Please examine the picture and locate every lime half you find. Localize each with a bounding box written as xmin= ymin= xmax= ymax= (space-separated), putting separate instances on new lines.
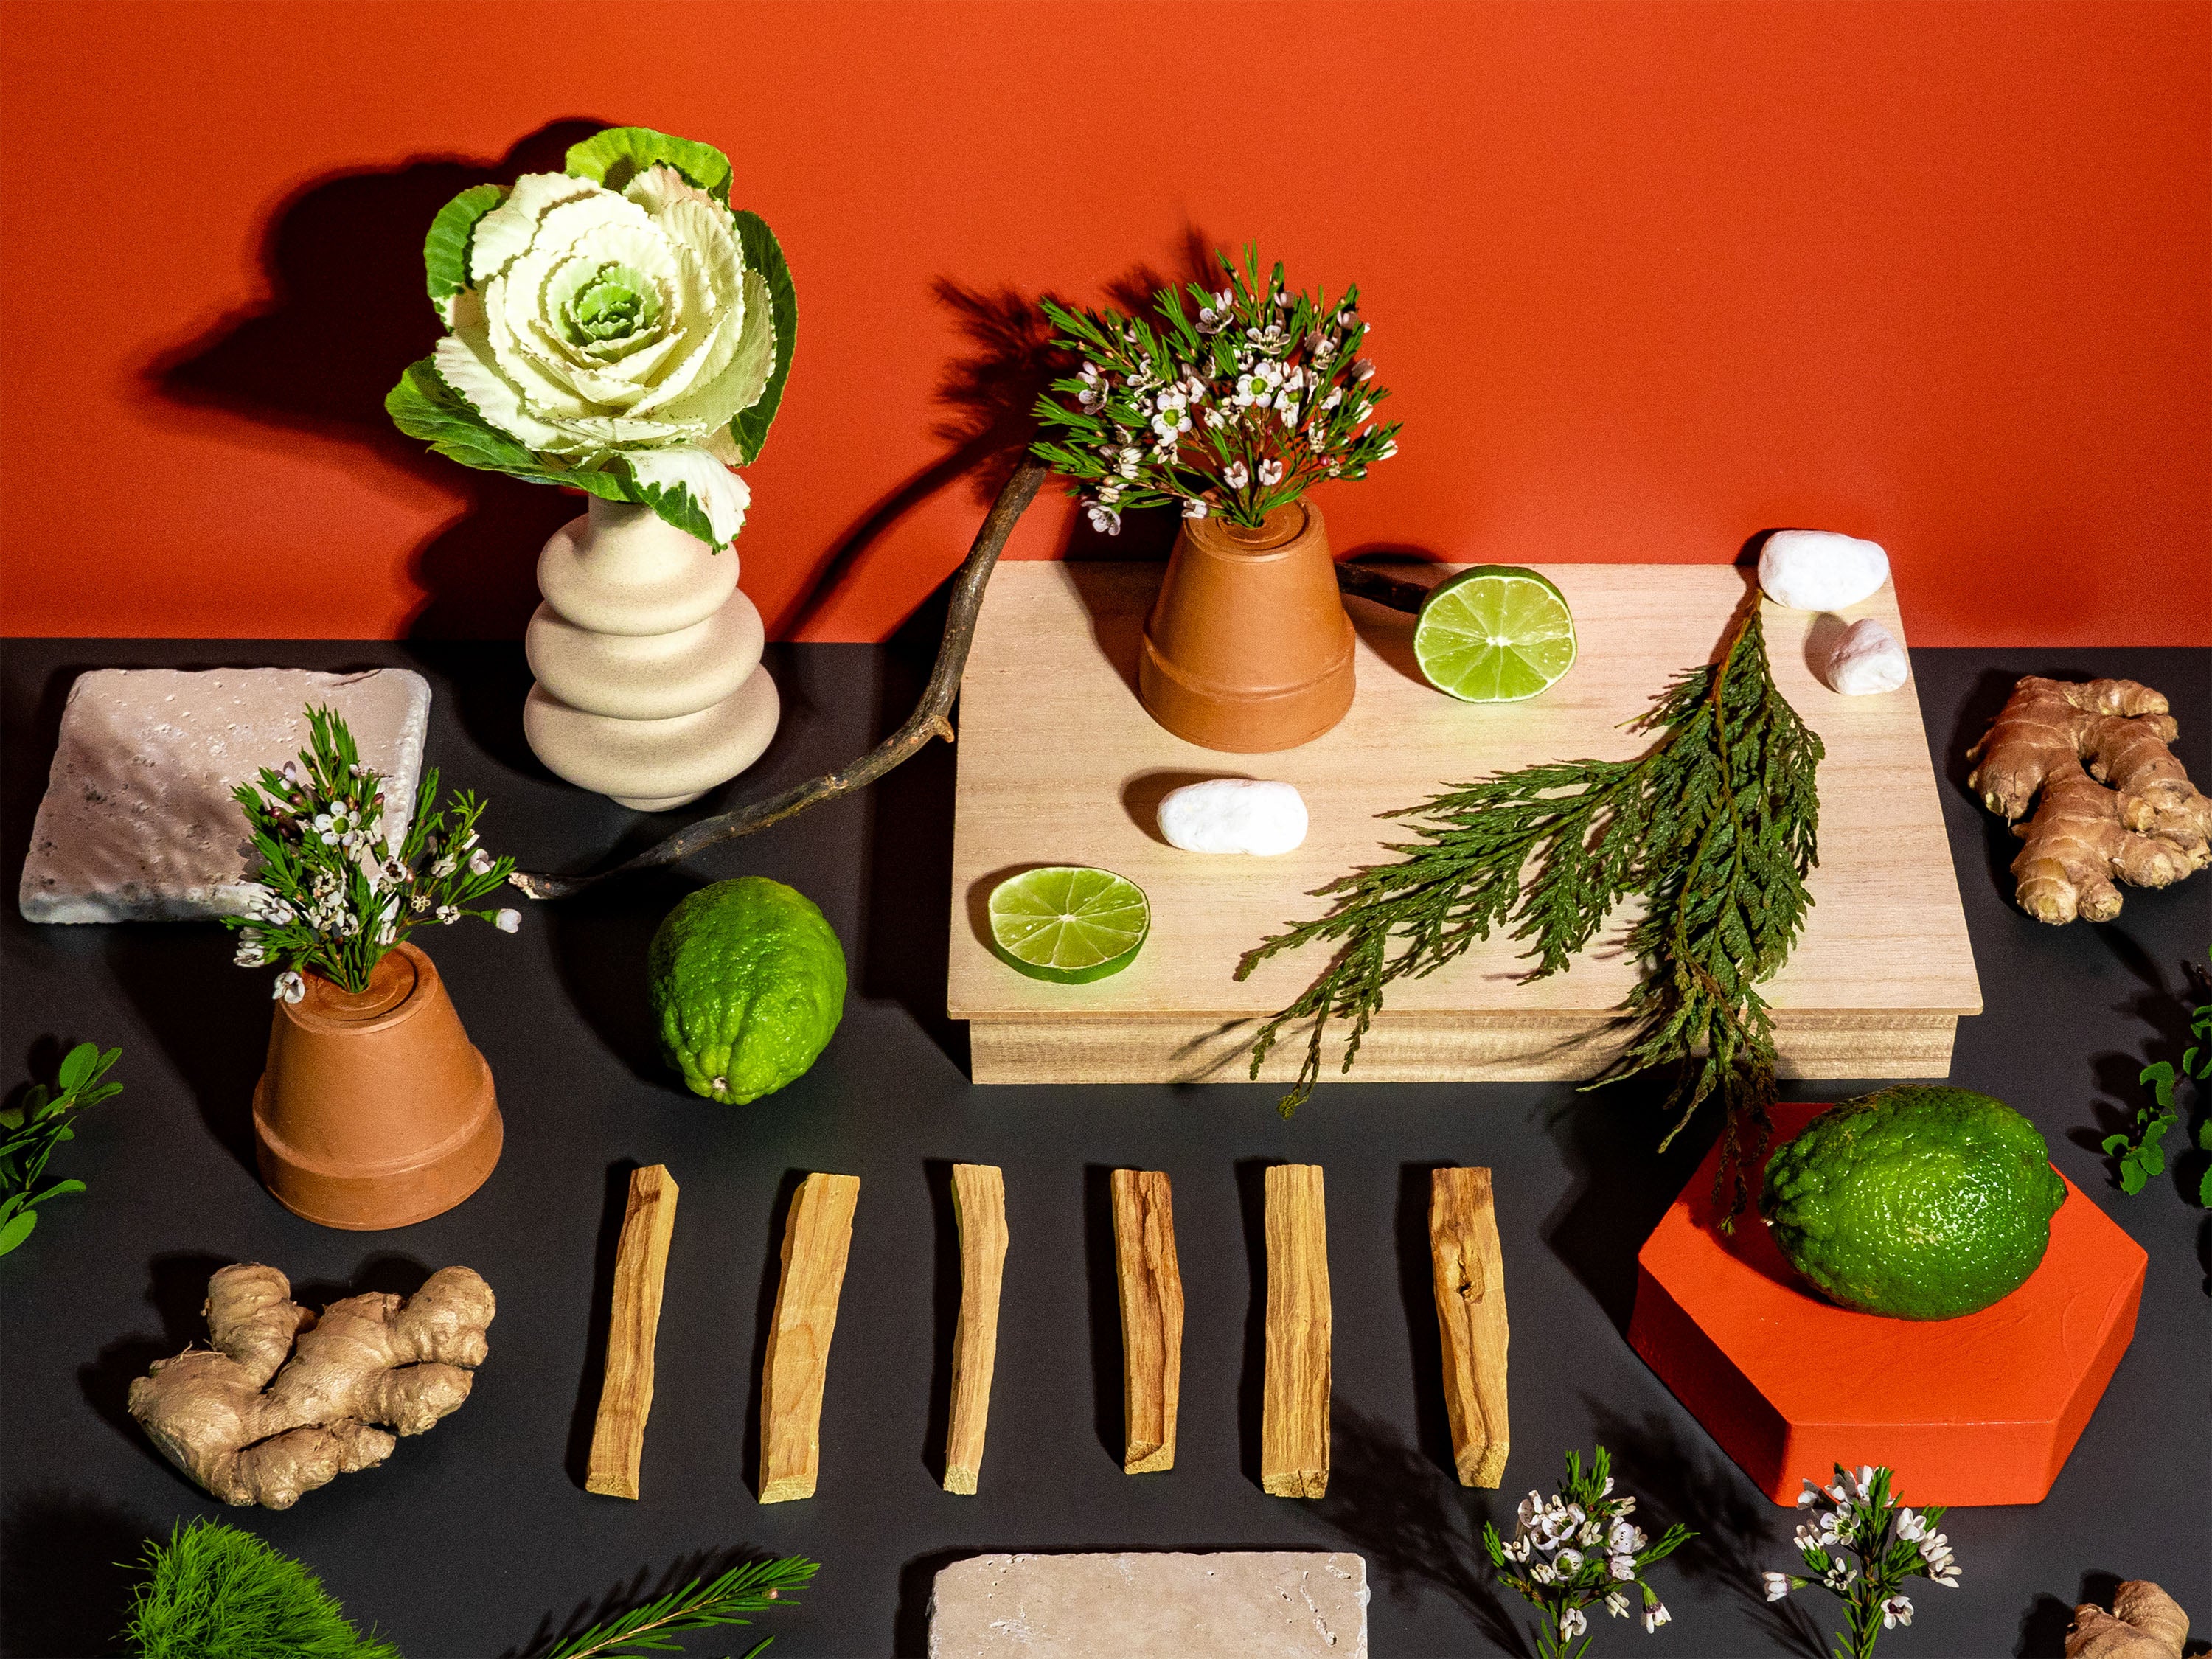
xmin=987 ymin=866 xmax=1150 ymax=984
xmin=1413 ymin=566 xmax=1578 ymax=702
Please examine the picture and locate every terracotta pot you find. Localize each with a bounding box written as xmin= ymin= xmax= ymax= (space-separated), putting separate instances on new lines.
xmin=1138 ymin=499 xmax=1356 ymax=752
xmin=251 ymin=943 xmax=501 ymax=1230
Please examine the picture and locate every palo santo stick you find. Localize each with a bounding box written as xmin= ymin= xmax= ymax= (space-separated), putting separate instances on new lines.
xmin=585 ymin=1164 xmax=681 ymax=1499
xmin=759 ymin=1172 xmax=860 ymax=1504
xmin=1261 ymin=1164 xmax=1330 ymax=1498
xmin=1110 ymin=1169 xmax=1183 ymax=1474
xmin=944 ymin=1164 xmax=1009 ymax=1495
xmin=1430 ymin=1166 xmax=1511 ymax=1488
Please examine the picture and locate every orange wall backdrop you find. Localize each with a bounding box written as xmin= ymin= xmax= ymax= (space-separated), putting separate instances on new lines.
xmin=1 ymin=0 xmax=2205 ymax=646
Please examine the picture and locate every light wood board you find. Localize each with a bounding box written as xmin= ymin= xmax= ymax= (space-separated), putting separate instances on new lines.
xmin=948 ymin=562 xmax=1981 ymax=1085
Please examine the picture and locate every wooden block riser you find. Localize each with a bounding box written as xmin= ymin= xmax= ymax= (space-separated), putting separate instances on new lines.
xmin=970 ymin=1010 xmax=1961 ymax=1087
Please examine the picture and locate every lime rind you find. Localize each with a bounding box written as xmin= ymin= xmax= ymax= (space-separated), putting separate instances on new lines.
xmin=987 ymin=866 xmax=1150 ymax=984
xmin=1413 ymin=565 xmax=1579 ymax=703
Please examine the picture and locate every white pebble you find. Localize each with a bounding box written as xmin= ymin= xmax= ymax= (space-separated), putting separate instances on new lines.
xmin=1157 ymin=778 xmax=1308 ymax=856
xmin=1758 ymin=530 xmax=1891 ymax=611
xmin=1823 ymin=619 xmax=1909 ymax=695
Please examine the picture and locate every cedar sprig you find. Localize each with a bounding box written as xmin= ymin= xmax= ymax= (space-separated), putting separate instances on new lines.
xmin=1237 ymin=594 xmax=1822 ymax=1214
xmin=543 ymin=1557 xmax=815 ymax=1659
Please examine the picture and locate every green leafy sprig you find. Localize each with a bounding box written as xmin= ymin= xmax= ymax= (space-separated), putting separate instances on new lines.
xmin=223 ymin=706 xmax=518 ymax=997
xmin=1238 ymin=595 xmax=1822 ymax=1215
xmin=0 ymin=1041 xmax=122 ymax=1257
xmin=544 ymin=1557 xmax=816 ymax=1659
xmin=2105 ymin=947 xmax=2211 ymax=1203
xmin=1030 ymin=246 xmax=1401 ymax=532
xmin=1761 ymin=1465 xmax=1958 ymax=1659
xmin=1483 ymin=1444 xmax=1694 ymax=1659
xmin=123 ymin=1517 xmax=399 ymax=1659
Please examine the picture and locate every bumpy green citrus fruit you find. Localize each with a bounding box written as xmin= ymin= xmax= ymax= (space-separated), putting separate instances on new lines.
xmin=648 ymin=877 xmax=846 ymax=1104
xmin=1759 ymin=1086 xmax=2066 ymax=1321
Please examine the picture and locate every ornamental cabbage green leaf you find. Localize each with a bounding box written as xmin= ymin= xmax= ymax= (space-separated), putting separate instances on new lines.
xmin=564 ymin=125 xmax=734 ymax=203
xmin=423 ymin=183 xmax=508 ymax=323
xmin=727 ymin=209 xmax=797 ymax=465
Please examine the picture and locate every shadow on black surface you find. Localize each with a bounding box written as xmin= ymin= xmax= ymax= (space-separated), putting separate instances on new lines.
xmin=145 ymin=119 xmax=609 ymax=643
xmin=288 ymin=1251 xmax=435 ymax=1314
xmin=541 ymin=863 xmax=706 ymax=1088
xmin=1586 ymin=1400 xmax=1826 ymax=1659
xmin=1234 ymin=1158 xmax=1269 ymax=1491
xmin=76 ymin=1251 xmax=237 ymax=1478
xmin=1542 ymin=1082 xmax=1715 ymax=1337
xmin=1313 ymin=1402 xmax=1529 ymax=1657
xmin=921 ymin=1158 xmax=961 ymax=1488
xmin=503 ymin=1544 xmax=790 ymax=1659
xmin=101 ymin=924 xmax=269 ymax=1183
xmin=1083 ymin=1164 xmax=1123 ymax=1467
xmin=1396 ymin=1162 xmax=1457 ymax=1479
xmin=741 ymin=1168 xmax=812 ymax=1500
xmin=563 ymin=1159 xmax=640 ymax=1492
xmin=0 ymin=1486 xmax=154 ymax=1659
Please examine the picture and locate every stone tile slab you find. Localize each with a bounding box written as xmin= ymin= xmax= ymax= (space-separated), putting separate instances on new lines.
xmin=929 ymin=1551 xmax=1368 ymax=1658
xmin=18 ymin=667 xmax=431 ymax=923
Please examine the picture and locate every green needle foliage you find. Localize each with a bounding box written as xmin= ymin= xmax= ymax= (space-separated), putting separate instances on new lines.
xmin=0 ymin=1040 xmax=122 ymax=1257
xmin=1239 ymin=594 xmax=1822 ymax=1214
xmin=122 ymin=1518 xmax=399 ymax=1659
xmin=546 ymin=1557 xmax=817 ymax=1659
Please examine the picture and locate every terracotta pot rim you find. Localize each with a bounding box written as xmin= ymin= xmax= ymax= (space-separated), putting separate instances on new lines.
xmin=1189 ymin=498 xmax=1314 ymax=557
xmin=285 ymin=943 xmax=439 ymax=1037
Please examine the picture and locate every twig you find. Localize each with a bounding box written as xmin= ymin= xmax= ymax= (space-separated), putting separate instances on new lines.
xmin=510 ymin=456 xmax=1050 ymax=900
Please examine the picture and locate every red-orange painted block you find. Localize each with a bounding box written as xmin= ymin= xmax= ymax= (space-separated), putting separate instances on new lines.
xmin=1628 ymin=1102 xmax=2145 ymax=1508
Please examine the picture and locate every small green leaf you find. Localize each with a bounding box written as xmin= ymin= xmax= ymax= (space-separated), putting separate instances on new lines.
xmin=726 ymin=209 xmax=796 ymax=465
xmin=423 ymin=181 xmax=507 ymax=316
xmin=2198 ymin=1166 xmax=2210 ymax=1206
xmin=58 ymin=1043 xmax=95 ymax=1092
xmin=0 ymin=1209 xmax=35 ymax=1256
xmin=0 ymin=1109 xmax=19 ymax=1132
xmin=386 ymin=359 xmax=631 ymax=501
xmin=565 ymin=125 xmax=733 ymax=201
xmin=27 ymin=1179 xmax=86 ymax=1204
xmin=2102 ymin=1133 xmax=2132 ymax=1156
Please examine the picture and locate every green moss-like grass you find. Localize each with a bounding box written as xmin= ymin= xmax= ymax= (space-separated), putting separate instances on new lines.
xmin=122 ymin=1518 xmax=400 ymax=1659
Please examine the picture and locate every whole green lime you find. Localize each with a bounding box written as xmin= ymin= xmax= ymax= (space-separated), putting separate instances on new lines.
xmin=648 ymin=877 xmax=846 ymax=1104
xmin=1759 ymin=1086 xmax=2066 ymax=1321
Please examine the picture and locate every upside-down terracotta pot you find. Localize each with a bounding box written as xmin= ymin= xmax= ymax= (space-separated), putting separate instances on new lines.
xmin=252 ymin=943 xmax=501 ymax=1230
xmin=1138 ymin=499 xmax=1356 ymax=752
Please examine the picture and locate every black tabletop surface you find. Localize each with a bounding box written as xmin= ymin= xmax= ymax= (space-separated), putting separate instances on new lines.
xmin=3 ymin=631 xmax=2208 ymax=1659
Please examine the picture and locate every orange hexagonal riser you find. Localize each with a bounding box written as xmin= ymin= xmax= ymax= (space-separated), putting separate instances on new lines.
xmin=1628 ymin=1102 xmax=2146 ymax=1508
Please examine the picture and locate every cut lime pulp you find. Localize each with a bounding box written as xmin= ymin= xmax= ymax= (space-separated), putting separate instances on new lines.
xmin=1413 ymin=566 xmax=1579 ymax=703
xmin=986 ymin=866 xmax=1150 ymax=984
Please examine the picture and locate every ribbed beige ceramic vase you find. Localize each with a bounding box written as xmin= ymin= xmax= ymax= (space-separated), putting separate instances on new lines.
xmin=1138 ymin=499 xmax=1356 ymax=752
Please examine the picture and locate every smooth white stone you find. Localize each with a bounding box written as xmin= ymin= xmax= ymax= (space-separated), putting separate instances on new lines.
xmin=928 ymin=1552 xmax=1368 ymax=1658
xmin=1758 ymin=529 xmax=1891 ymax=611
xmin=1823 ymin=617 xmax=1910 ymax=695
xmin=19 ymin=667 xmax=430 ymax=924
xmin=1157 ymin=779 xmax=1308 ymax=856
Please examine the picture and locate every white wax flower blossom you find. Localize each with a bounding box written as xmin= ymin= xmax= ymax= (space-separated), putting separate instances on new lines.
xmin=1258 ymin=458 xmax=1286 ymax=487
xmin=1223 ymin=460 xmax=1250 ymax=490
xmin=1763 ymin=1573 xmax=1794 ymax=1603
xmin=1182 ymin=497 xmax=1209 ymax=520
xmin=1557 ymin=1607 xmax=1587 ymax=1641
xmin=1644 ymin=1602 xmax=1671 ymax=1632
xmin=1610 ymin=1554 xmax=1638 ymax=1582
xmin=1605 ymin=1590 xmax=1631 ymax=1620
xmin=494 ymin=908 xmax=521 ymax=933
xmin=1880 ymin=1595 xmax=1913 ymax=1629
xmin=1077 ymin=363 xmax=1110 ymax=413
xmin=468 ymin=848 xmax=494 ymax=876
xmin=1555 ymin=1548 xmax=1585 ymax=1574
xmin=1197 ymin=290 xmax=1233 ymax=333
xmin=1086 ymin=502 xmax=1122 ymax=537
xmin=273 ymin=971 xmax=306 ymax=1004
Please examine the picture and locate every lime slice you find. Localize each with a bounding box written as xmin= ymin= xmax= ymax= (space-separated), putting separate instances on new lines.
xmin=1413 ymin=566 xmax=1579 ymax=702
xmin=987 ymin=866 xmax=1150 ymax=984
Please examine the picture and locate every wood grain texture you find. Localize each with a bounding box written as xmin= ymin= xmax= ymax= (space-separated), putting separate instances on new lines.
xmin=944 ymin=1163 xmax=1009 ymax=1495
xmin=584 ymin=1164 xmax=681 ymax=1500
xmin=1430 ymin=1166 xmax=1510 ymax=1489
xmin=1110 ymin=1169 xmax=1183 ymax=1474
xmin=947 ymin=563 xmax=1982 ymax=1084
xmin=759 ymin=1172 xmax=860 ymax=1505
xmin=1262 ymin=1164 xmax=1331 ymax=1498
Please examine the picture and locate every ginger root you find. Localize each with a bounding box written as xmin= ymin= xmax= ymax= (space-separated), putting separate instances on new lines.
xmin=2066 ymin=1580 xmax=2191 ymax=1659
xmin=127 ymin=1262 xmax=495 ymax=1509
xmin=1966 ymin=676 xmax=2211 ymax=923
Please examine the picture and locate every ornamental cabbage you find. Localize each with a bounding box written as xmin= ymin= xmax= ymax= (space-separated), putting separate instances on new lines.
xmin=386 ymin=126 xmax=795 ymax=550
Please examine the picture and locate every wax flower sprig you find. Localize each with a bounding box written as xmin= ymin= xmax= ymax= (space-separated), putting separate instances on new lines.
xmin=1484 ymin=1445 xmax=1694 ymax=1658
xmin=1761 ymin=1464 xmax=1959 ymax=1659
xmin=223 ymin=706 xmax=519 ymax=998
xmin=1030 ymin=246 xmax=1401 ymax=535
